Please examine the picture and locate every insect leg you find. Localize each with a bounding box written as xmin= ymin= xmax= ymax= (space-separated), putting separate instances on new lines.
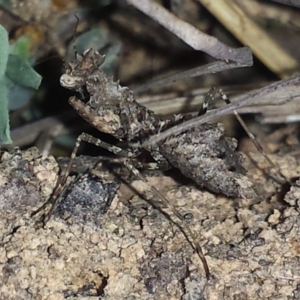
xmin=31 ymin=132 xmax=85 ymax=224
xmin=217 ymin=88 xmax=295 ymax=186
xmin=197 ymin=87 xmax=217 ymax=116
xmin=78 ymin=133 xmax=210 ymax=279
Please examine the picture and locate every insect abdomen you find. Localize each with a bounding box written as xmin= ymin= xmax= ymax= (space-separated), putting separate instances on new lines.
xmin=160 ymin=123 xmax=258 ymax=199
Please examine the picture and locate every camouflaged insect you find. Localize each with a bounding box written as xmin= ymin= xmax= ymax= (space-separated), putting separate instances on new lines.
xmin=60 ymin=48 xmax=258 ymax=200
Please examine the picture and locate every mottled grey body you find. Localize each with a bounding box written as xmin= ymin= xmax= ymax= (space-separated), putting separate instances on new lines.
xmin=60 ymin=48 xmax=257 ymax=199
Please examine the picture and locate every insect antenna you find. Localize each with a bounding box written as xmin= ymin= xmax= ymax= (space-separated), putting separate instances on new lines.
xmin=72 ymin=14 xmax=80 ymax=59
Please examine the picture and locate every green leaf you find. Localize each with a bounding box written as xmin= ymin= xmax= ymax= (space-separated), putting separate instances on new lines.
xmin=6 ymin=54 xmax=42 ymax=89
xmin=9 ymin=36 xmax=32 ymax=59
xmin=0 ymin=24 xmax=9 ymax=78
xmin=0 ymin=78 xmax=11 ymax=144
xmin=8 ymin=83 xmax=34 ymax=110
xmin=0 ymin=24 xmax=11 ymax=144
xmin=0 ymin=0 xmax=12 ymax=9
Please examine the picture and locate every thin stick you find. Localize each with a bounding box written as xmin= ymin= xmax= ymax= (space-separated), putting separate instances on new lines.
xmin=271 ymin=0 xmax=300 ymax=8
xmin=126 ymin=0 xmax=252 ymax=65
xmin=198 ymin=0 xmax=298 ymax=78
xmin=134 ymin=60 xmax=252 ymax=93
xmin=143 ymin=75 xmax=300 ymax=146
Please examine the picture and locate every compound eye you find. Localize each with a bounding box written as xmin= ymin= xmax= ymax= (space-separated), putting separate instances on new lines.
xmin=60 ymin=74 xmax=83 ymax=90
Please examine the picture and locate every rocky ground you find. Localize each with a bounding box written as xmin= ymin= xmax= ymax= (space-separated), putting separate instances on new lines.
xmin=1 ymin=147 xmax=300 ymax=299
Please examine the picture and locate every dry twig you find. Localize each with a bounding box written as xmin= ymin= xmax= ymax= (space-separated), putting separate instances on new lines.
xmin=198 ymin=0 xmax=299 ymax=77
xmin=126 ymin=0 xmax=252 ymax=65
xmin=143 ymin=75 xmax=300 ymax=146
